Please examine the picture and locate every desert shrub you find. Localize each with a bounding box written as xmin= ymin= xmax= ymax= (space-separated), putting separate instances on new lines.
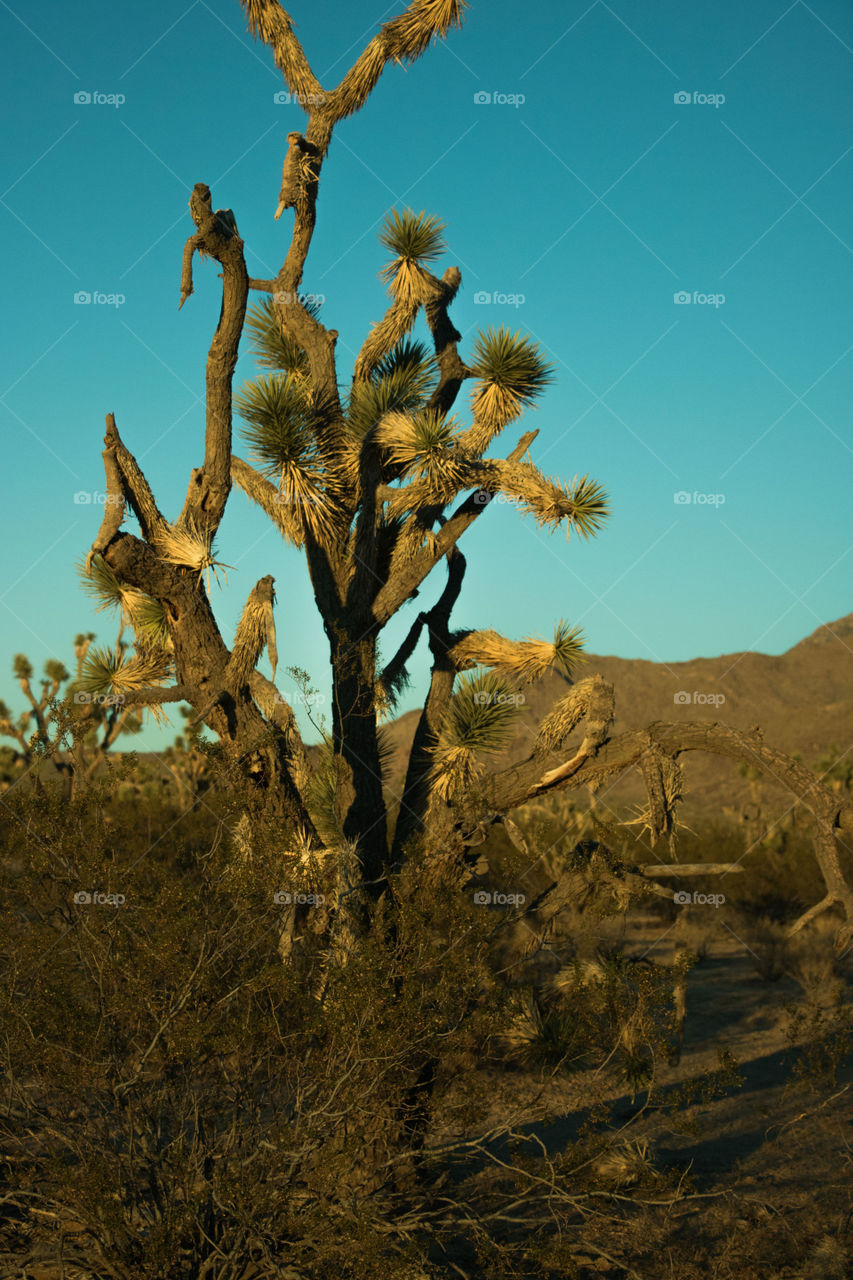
xmin=1 ymin=767 xmax=719 ymax=1278
xmin=783 ymin=915 xmax=847 ymax=1007
xmin=803 ymin=1234 xmax=849 ymax=1280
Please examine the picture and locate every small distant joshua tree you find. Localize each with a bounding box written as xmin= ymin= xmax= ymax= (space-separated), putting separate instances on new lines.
xmin=0 ymin=635 xmax=143 ymax=795
xmin=80 ymin=0 xmax=853 ymax=957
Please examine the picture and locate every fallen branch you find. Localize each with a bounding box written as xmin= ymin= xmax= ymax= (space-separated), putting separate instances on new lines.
xmin=472 ymin=718 xmax=853 ymax=950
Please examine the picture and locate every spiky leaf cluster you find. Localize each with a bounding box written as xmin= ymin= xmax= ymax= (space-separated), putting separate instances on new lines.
xmin=558 ymin=474 xmax=610 ymax=539
xmin=378 ymin=209 xmax=446 ymax=308
xmin=374 ymin=410 xmax=471 ymax=501
xmin=236 ymin=373 xmax=324 ymax=472
xmin=77 ymin=646 xmax=173 ymax=725
xmin=347 ymin=345 xmax=436 ymax=442
xmin=129 ymin=597 xmax=172 ymax=652
xmin=442 ymin=670 xmax=522 ymax=754
xmin=468 ymin=327 xmax=554 ymax=437
xmin=451 ymin=620 xmax=585 ymax=685
xmin=379 ymin=208 xmax=445 ymax=271
xmin=304 ymin=729 xmax=397 ymax=844
xmin=244 ymin=294 xmax=321 ymax=375
xmin=154 ymin=522 xmax=233 ymax=593
xmin=80 ymin=556 xmax=172 ymax=651
xmin=235 ymin=373 xmax=347 ymax=545
xmin=13 ymin=655 xmax=33 ymax=681
xmin=43 ymin=659 xmax=69 ymax=685
xmin=498 ymin=465 xmax=610 ymax=541
xmin=373 ymin=338 xmax=434 ymax=388
xmin=428 ymin=670 xmax=523 ymax=804
xmin=81 ymin=553 xmax=143 ymax=614
xmin=550 ymin=619 xmax=587 ymax=675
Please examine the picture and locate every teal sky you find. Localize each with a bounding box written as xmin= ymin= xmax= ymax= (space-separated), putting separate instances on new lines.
xmin=1 ymin=0 xmax=851 ymax=749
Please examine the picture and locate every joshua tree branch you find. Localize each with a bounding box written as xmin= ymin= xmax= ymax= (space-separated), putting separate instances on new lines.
xmin=352 ymin=293 xmax=423 ymax=385
xmin=244 ymin=3 xmax=469 ymax=469
xmin=374 ymin=430 xmax=539 ymax=624
xmin=323 ymin=1 xmax=467 ymax=125
xmin=358 ymin=266 xmax=467 ymax=488
xmin=102 ymin=415 xmax=169 ymax=547
xmin=86 ymin=445 xmax=125 ymax=571
xmin=179 ymin=231 xmax=202 ymax=309
xmin=98 ymin=703 xmax=125 ymax=757
xmin=249 ymin=669 xmax=313 ymax=796
xmin=230 ymin=457 xmax=345 ymax=622
xmin=427 ymin=543 xmax=467 ymax=631
xmin=177 ymin=188 xmax=249 ymax=533
xmin=379 ymin=612 xmax=427 ymax=705
xmin=111 ymin=686 xmax=195 ymax=708
xmin=424 ymin=265 xmax=470 ymax=417
xmin=272 ymin=182 xmax=347 ymax=464
xmin=240 ymin=2 xmax=323 ymax=105
xmin=230 ymin=455 xmax=289 ymax=527
xmin=481 ymin=722 xmax=852 ymax=829
xmin=346 ymin=434 xmax=385 ymax=614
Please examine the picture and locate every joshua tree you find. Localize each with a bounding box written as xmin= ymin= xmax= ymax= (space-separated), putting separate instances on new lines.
xmin=81 ymin=0 xmax=853 ymax=957
xmin=81 ymin=1 xmax=606 ymax=864
xmin=0 ymin=636 xmax=143 ymax=795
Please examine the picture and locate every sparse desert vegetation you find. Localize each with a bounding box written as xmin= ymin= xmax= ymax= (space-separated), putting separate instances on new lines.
xmin=3 ymin=762 xmax=853 ymax=1278
xmin=2 ymin=3 xmax=852 ymax=1278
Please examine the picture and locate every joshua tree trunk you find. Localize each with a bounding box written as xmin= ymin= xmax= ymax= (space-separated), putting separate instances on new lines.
xmin=328 ymin=623 xmax=389 ymax=888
